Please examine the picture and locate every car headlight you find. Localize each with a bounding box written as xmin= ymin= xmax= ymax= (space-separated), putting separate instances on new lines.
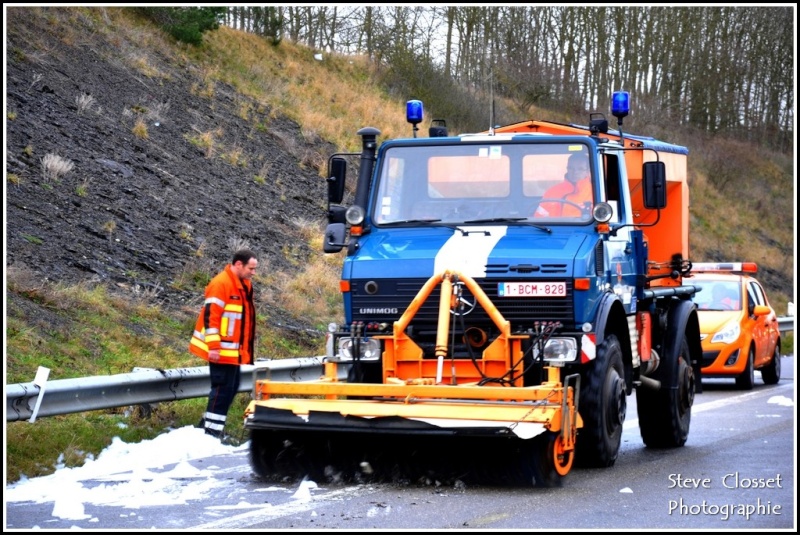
xmin=711 ymin=321 xmax=741 ymax=344
xmin=337 ymin=337 xmax=382 ymax=361
xmin=543 ymin=337 xmax=578 ymax=363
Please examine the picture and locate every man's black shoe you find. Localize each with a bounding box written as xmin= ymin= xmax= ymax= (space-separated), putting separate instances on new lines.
xmin=204 ymin=428 xmax=223 ymax=439
xmin=220 ymin=434 xmax=241 ymax=446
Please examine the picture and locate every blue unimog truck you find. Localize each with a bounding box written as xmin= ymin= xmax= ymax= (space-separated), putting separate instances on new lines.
xmin=244 ymin=92 xmax=703 ymax=487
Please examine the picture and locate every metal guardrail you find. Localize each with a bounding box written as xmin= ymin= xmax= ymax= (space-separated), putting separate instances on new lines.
xmin=6 ymin=315 xmax=794 ymax=422
xmin=6 ymin=357 xmax=345 ymax=423
xmin=777 ymin=315 xmax=794 ymax=334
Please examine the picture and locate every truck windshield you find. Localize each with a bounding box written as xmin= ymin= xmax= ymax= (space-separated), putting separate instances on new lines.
xmin=372 ymin=142 xmax=594 ymax=225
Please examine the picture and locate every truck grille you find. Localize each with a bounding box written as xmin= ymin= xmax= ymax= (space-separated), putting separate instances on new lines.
xmin=349 ymin=278 xmax=574 ymax=328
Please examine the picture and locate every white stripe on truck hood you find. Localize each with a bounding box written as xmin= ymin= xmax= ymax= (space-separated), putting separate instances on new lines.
xmin=433 ymin=226 xmax=508 ymax=278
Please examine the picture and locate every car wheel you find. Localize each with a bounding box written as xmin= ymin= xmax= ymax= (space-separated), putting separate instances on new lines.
xmin=760 ymin=344 xmax=781 ymax=385
xmin=735 ymin=347 xmax=755 ymax=390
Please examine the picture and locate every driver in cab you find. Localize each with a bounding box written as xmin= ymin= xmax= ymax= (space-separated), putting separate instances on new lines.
xmin=534 ymin=152 xmax=593 ymax=218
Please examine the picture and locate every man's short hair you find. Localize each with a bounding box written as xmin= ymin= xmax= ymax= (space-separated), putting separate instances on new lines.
xmin=232 ymin=249 xmax=257 ymax=266
xmin=568 ymin=152 xmax=588 ymax=165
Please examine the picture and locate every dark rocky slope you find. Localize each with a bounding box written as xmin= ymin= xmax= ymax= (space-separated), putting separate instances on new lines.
xmin=6 ymin=9 xmax=332 ymax=335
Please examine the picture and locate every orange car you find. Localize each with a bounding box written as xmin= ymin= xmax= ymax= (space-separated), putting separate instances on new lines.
xmin=688 ymin=262 xmax=782 ymax=389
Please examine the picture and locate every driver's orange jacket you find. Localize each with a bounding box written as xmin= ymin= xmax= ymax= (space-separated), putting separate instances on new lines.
xmin=534 ymin=177 xmax=592 ymax=217
xmin=189 ymin=264 xmax=255 ymax=365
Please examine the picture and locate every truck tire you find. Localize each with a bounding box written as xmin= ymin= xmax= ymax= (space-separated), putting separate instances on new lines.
xmin=576 ymin=334 xmax=625 ymax=467
xmin=524 ymin=431 xmax=570 ymax=488
xmin=760 ymin=345 xmax=781 ymax=385
xmin=735 ymin=347 xmax=755 ymax=390
xmin=637 ymin=335 xmax=693 ymax=448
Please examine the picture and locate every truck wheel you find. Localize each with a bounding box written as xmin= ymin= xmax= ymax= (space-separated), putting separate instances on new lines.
xmin=735 ymin=347 xmax=755 ymax=390
xmin=515 ymin=432 xmax=569 ymax=487
xmin=576 ymin=334 xmax=625 ymax=467
xmin=760 ymin=345 xmax=781 ymax=385
xmin=637 ymin=335 xmax=693 ymax=448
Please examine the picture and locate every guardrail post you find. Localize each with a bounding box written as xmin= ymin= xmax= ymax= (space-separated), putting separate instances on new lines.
xmin=29 ymin=366 xmax=50 ymax=423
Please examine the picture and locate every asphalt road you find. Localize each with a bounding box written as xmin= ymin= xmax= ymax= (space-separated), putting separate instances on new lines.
xmin=6 ymin=357 xmax=795 ymax=530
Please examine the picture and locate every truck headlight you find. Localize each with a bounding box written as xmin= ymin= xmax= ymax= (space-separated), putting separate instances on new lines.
xmin=345 ymin=205 xmax=365 ymax=225
xmin=711 ymin=321 xmax=740 ymax=344
xmin=543 ymin=338 xmax=578 ymax=362
xmin=336 ymin=337 xmax=382 ymax=361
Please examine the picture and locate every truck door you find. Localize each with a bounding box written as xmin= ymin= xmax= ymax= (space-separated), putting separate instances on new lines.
xmin=603 ymin=153 xmax=639 ymax=314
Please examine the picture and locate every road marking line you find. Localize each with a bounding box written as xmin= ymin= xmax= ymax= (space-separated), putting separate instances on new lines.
xmin=192 ymin=485 xmax=372 ymax=529
xmin=623 ymin=382 xmax=793 ymax=430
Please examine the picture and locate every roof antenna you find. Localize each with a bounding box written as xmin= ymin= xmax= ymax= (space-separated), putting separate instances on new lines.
xmin=488 ymin=63 xmax=495 ymax=135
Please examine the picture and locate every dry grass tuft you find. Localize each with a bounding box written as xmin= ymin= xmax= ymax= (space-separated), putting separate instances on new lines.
xmin=75 ymin=92 xmax=96 ymax=114
xmin=227 ymin=236 xmax=252 ymax=254
xmin=145 ymin=101 xmax=170 ymax=123
xmin=132 ymin=117 xmax=148 ymax=139
xmin=40 ymin=153 xmax=74 ymax=182
xmin=273 ymin=253 xmax=343 ymax=329
xmin=75 ymin=177 xmax=90 ymax=197
xmin=186 ymin=127 xmax=220 ymax=158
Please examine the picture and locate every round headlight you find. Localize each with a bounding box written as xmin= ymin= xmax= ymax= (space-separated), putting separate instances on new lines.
xmin=592 ymin=202 xmax=613 ymax=223
xmin=345 ymin=205 xmax=365 ymax=225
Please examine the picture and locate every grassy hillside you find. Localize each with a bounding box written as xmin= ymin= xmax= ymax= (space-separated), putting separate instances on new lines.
xmin=4 ymin=7 xmax=794 ymax=485
xmin=204 ymin=17 xmax=797 ymax=311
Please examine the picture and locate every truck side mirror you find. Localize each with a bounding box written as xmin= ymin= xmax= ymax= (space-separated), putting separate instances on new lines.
xmin=643 ymin=161 xmax=666 ymax=209
xmin=328 ymin=205 xmax=347 ymax=225
xmin=429 ymin=119 xmax=448 ymax=137
xmin=323 ymin=223 xmax=347 ymax=253
xmin=327 ymin=157 xmax=347 ymax=204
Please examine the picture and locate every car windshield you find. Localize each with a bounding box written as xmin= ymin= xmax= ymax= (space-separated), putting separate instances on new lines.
xmin=372 ymin=142 xmax=594 ymax=225
xmin=692 ymin=280 xmax=742 ymax=311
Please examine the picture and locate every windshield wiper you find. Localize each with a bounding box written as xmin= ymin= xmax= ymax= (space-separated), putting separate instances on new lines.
xmin=518 ymin=221 xmax=552 ymax=233
xmin=463 ymin=217 xmax=526 ymax=224
xmin=380 ymin=219 xmax=471 ymax=235
xmin=380 ymin=218 xmax=442 ymax=226
xmin=462 ymin=217 xmax=551 ymax=233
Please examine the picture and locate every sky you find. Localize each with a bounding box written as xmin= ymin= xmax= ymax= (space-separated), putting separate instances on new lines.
xmin=4 ymin=425 xmax=322 ymax=528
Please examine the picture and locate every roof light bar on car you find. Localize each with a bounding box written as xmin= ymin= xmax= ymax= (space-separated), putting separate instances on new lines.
xmin=692 ymin=262 xmax=758 ymax=274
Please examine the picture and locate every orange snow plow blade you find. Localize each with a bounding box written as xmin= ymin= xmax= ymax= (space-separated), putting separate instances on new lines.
xmin=249 ymin=371 xmax=579 ymax=439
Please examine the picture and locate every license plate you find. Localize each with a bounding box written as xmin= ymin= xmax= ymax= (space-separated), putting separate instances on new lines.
xmin=498 ymin=282 xmax=567 ymax=297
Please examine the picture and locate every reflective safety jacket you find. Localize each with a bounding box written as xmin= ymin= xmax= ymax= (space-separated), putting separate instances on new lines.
xmin=534 ymin=176 xmax=593 ymax=217
xmin=189 ymin=264 xmax=255 ymax=365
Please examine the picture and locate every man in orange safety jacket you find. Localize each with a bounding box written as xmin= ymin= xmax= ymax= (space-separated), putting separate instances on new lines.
xmin=189 ymin=249 xmax=258 ymax=440
xmin=534 ymin=151 xmax=593 ymax=218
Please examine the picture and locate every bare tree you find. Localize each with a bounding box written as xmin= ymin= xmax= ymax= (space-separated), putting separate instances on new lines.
xmin=219 ymin=6 xmax=793 ymax=147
